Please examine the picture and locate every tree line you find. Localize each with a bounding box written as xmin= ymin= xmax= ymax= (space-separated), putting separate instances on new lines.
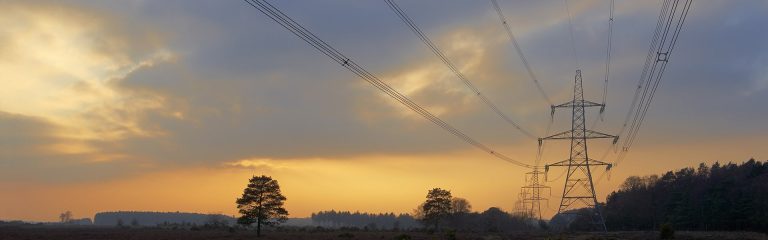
xmin=311 ymin=211 xmax=419 ymax=230
xmin=93 ymin=211 xmax=234 ymax=226
xmin=414 ymin=188 xmax=534 ymax=232
xmin=602 ymin=159 xmax=767 ymax=232
xmin=235 ymin=177 xmax=537 ymax=236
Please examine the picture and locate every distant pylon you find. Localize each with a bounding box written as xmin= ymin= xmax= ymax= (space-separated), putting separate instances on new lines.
xmin=514 ymin=189 xmax=530 ymax=217
xmin=540 ymin=70 xmax=617 ymax=231
xmin=522 ymin=167 xmax=550 ymax=221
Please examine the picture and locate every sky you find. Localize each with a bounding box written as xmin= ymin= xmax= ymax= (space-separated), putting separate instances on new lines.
xmin=1 ymin=0 xmax=767 ymax=222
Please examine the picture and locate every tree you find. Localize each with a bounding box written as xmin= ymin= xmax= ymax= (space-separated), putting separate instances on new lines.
xmin=236 ymin=175 xmax=288 ymax=236
xmin=59 ymin=211 xmax=73 ymax=223
xmin=421 ymin=188 xmax=452 ymax=231
xmin=447 ymin=197 xmax=471 ymax=230
xmin=603 ymin=159 xmax=768 ymax=232
xmin=450 ymin=198 xmax=471 ymax=214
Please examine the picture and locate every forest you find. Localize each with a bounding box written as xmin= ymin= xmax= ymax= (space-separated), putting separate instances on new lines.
xmin=602 ymin=159 xmax=768 ymax=232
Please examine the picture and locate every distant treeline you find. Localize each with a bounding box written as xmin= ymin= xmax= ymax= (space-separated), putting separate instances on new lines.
xmin=94 ymin=211 xmax=234 ymax=226
xmin=311 ymin=208 xmax=534 ymax=232
xmin=603 ymin=159 xmax=768 ymax=232
xmin=435 ymin=207 xmax=534 ymax=232
xmin=311 ymin=211 xmax=419 ymax=230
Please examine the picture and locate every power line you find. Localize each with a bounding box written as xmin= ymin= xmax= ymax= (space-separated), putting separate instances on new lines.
xmin=564 ymin=0 xmax=580 ymax=69
xmin=489 ymin=0 xmax=553 ymax=106
xmin=601 ymin=0 xmax=614 ymax=114
xmin=615 ymin=0 xmax=672 ymax=139
xmin=615 ymin=0 xmax=692 ymax=167
xmin=488 ymin=2 xmax=556 ymax=218
xmin=242 ymin=0 xmax=535 ymax=169
xmin=384 ymin=0 xmax=536 ymax=139
xmin=590 ymin=0 xmax=616 ymax=135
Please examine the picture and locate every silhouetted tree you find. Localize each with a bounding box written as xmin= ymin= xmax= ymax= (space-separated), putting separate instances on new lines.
xmin=421 ymin=188 xmax=452 ymax=231
xmin=236 ymin=175 xmax=288 ymax=236
xmin=447 ymin=197 xmax=472 ymax=230
xmin=59 ymin=211 xmax=72 ymax=223
xmin=450 ymin=198 xmax=471 ymax=214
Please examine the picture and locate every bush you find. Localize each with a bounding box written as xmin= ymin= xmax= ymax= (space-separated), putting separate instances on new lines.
xmin=444 ymin=229 xmax=456 ymax=240
xmin=394 ymin=233 xmax=412 ymax=240
xmin=338 ymin=232 xmax=354 ymax=238
xmin=660 ymin=223 xmax=674 ymax=239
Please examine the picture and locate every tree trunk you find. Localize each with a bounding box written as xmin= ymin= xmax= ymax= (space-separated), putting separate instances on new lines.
xmin=257 ymin=217 xmax=262 ymax=237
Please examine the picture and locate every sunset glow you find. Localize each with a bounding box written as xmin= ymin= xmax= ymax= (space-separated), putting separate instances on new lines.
xmin=1 ymin=0 xmax=766 ymax=225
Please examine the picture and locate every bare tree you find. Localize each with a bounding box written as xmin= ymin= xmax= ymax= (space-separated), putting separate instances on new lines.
xmin=236 ymin=175 xmax=288 ymax=237
xmin=59 ymin=211 xmax=72 ymax=223
xmin=451 ymin=197 xmax=472 ymax=214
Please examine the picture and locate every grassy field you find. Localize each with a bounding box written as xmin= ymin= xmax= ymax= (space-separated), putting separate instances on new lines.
xmin=0 ymin=226 xmax=766 ymax=240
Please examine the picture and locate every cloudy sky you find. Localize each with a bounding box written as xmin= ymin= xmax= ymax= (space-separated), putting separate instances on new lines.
xmin=1 ymin=0 xmax=766 ymax=221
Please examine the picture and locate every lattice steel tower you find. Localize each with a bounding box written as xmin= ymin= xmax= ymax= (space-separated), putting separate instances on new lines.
xmin=522 ymin=167 xmax=550 ymax=221
xmin=540 ymin=70 xmax=617 ymax=231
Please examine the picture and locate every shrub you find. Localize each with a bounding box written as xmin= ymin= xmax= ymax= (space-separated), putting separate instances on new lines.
xmin=660 ymin=223 xmax=674 ymax=239
xmin=444 ymin=229 xmax=456 ymax=240
xmin=394 ymin=233 xmax=412 ymax=240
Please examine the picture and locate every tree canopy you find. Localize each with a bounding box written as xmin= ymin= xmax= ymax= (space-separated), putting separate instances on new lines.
xmin=236 ymin=175 xmax=289 ymax=236
xmin=421 ymin=188 xmax=452 ymax=230
xmin=603 ymin=159 xmax=768 ymax=232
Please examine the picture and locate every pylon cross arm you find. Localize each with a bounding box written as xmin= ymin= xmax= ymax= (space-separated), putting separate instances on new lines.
xmin=545 ymin=159 xmax=572 ymax=168
xmin=584 ymin=129 xmax=617 ymax=139
xmin=585 ymin=158 xmax=611 ymax=166
xmin=540 ymin=130 xmax=575 ymax=141
xmin=552 ymin=99 xmax=604 ymax=109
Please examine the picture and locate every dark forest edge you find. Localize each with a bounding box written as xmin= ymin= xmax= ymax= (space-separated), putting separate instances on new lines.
xmin=599 ymin=158 xmax=768 ymax=233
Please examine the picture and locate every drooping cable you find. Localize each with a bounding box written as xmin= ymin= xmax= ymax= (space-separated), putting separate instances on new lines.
xmin=564 ymin=0 xmax=580 ymax=70
xmin=615 ymin=0 xmax=672 ymax=139
xmin=600 ymin=0 xmax=614 ymax=118
xmin=489 ymin=0 xmax=553 ymax=106
xmin=603 ymin=0 xmax=614 ymax=108
xmin=590 ymin=0 xmax=616 ymax=130
xmin=617 ymin=0 xmax=692 ymax=165
xmin=242 ymin=0 xmax=535 ymax=169
xmin=384 ymin=0 xmax=536 ymax=139
xmin=600 ymin=0 xmax=692 ymax=178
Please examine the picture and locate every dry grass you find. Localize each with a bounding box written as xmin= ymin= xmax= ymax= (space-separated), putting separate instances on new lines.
xmin=0 ymin=226 xmax=765 ymax=240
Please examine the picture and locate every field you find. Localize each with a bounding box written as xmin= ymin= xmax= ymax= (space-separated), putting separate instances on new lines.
xmin=1 ymin=226 xmax=766 ymax=240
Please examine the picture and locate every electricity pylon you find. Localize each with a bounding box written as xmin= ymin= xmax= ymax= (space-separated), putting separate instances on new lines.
xmin=522 ymin=167 xmax=550 ymax=221
xmin=540 ymin=70 xmax=617 ymax=231
xmin=514 ymin=190 xmax=530 ymax=217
